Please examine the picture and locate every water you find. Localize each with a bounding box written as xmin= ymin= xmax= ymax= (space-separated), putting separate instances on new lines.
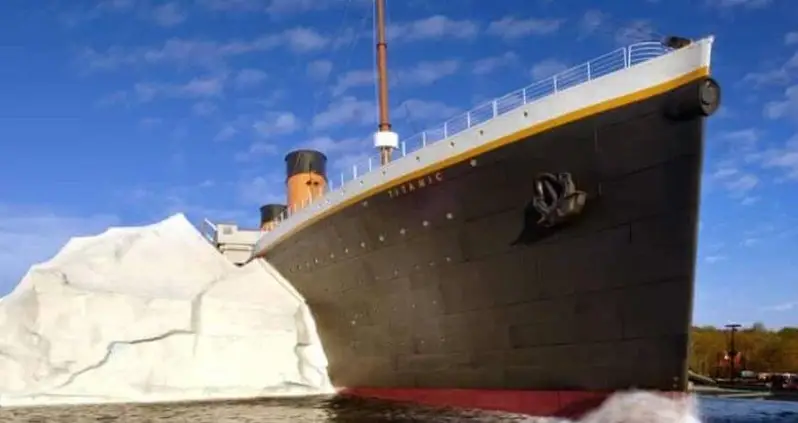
xmin=0 ymin=395 xmax=795 ymax=422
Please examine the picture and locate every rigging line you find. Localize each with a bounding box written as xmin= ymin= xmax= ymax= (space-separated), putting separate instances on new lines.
xmin=372 ymin=0 xmax=379 ymax=132
xmin=379 ymin=0 xmax=447 ymax=141
xmin=400 ymin=100 xmax=424 ymax=137
xmin=312 ymin=3 xmax=371 ymax=120
xmin=310 ymin=0 xmax=355 ymax=117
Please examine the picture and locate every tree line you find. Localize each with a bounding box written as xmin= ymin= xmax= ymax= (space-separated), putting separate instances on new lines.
xmin=689 ymin=323 xmax=798 ymax=376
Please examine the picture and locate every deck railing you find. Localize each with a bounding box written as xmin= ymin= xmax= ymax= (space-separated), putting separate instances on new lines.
xmin=264 ymin=41 xmax=673 ymax=233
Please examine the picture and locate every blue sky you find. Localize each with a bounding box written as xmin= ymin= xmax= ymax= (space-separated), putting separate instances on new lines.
xmin=0 ymin=0 xmax=796 ymax=328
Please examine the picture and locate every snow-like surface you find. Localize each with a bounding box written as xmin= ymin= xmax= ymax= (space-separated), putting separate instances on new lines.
xmin=0 ymin=213 xmax=332 ymax=407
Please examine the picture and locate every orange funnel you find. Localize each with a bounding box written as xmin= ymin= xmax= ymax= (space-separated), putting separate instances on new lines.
xmin=285 ymin=149 xmax=328 ymax=213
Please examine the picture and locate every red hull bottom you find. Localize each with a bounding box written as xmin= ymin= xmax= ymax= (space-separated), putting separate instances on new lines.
xmin=340 ymin=387 xmax=684 ymax=419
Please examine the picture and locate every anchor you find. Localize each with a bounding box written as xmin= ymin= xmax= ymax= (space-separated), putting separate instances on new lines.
xmin=512 ymin=172 xmax=588 ymax=245
xmin=530 ymin=172 xmax=587 ymax=228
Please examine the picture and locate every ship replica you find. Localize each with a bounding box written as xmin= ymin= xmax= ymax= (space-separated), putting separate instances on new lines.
xmin=208 ymin=0 xmax=721 ymax=417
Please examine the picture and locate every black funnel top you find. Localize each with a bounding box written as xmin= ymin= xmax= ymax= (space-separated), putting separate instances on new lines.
xmin=260 ymin=204 xmax=287 ymax=225
xmin=285 ymin=149 xmax=328 ymax=180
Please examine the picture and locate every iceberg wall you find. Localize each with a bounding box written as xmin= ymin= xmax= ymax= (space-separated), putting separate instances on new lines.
xmin=0 ymin=213 xmax=332 ymax=407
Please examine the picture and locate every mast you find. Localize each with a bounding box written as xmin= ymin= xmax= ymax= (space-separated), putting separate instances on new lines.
xmin=373 ymin=0 xmax=398 ymax=165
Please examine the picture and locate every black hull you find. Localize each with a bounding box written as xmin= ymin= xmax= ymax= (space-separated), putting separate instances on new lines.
xmin=264 ymin=78 xmax=714 ymax=393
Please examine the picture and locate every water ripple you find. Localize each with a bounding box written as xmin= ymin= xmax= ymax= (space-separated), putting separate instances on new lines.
xmin=0 ymin=395 xmax=795 ymax=422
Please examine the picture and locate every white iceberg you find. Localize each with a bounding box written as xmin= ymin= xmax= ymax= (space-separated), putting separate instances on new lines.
xmin=0 ymin=213 xmax=332 ymax=407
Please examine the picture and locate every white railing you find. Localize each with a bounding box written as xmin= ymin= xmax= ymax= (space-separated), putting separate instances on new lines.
xmin=267 ymin=41 xmax=673 ymax=230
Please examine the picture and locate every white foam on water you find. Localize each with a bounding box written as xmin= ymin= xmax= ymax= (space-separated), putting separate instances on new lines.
xmin=574 ymin=391 xmax=701 ymax=423
xmin=0 ymin=213 xmax=333 ymax=407
xmin=505 ymin=390 xmax=703 ymax=423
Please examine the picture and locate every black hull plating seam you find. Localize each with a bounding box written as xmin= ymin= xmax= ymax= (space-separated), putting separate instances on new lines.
xmin=263 ymin=79 xmax=707 ymax=392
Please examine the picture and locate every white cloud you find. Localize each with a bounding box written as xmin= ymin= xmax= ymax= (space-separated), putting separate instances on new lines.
xmin=282 ymin=27 xmax=329 ymax=52
xmin=308 ymin=98 xmax=459 ymax=143
xmin=115 ymin=182 xmax=252 ymax=226
xmin=332 ymin=60 xmax=461 ymax=95
xmin=312 ymin=96 xmax=375 ymax=130
xmin=743 ymin=50 xmax=798 ymax=87
xmin=199 ymin=0 xmax=363 ymax=15
xmin=472 ymin=52 xmax=518 ymax=75
xmin=614 ymin=20 xmax=657 ymax=45
xmin=786 ymin=31 xmax=798 ymax=45
xmin=763 ymin=84 xmax=798 ymax=120
xmin=133 ymin=75 xmax=226 ymax=102
xmin=192 ymin=101 xmax=217 ymax=116
xmin=743 ymin=68 xmax=793 ymax=87
xmin=79 ymin=28 xmax=333 ymax=72
xmin=706 ymin=0 xmax=773 ymax=8
xmin=214 ymin=125 xmax=237 ymax=142
xmin=151 ymin=2 xmax=186 ymax=27
xmin=0 ymin=205 xmax=120 ymax=296
xmin=763 ymin=301 xmax=798 ymax=312
xmin=705 ymin=128 xmax=798 ymax=197
xmin=393 ymin=99 xmax=460 ymax=123
xmin=397 ymin=60 xmax=461 ymax=85
xmin=389 ymin=15 xmax=479 ymax=42
xmin=253 ymin=112 xmax=301 ymax=136
xmin=709 ymin=162 xmax=759 ymax=198
xmin=234 ymin=142 xmax=279 ymax=162
xmin=332 ymin=70 xmax=374 ymax=96
xmin=711 ymin=167 xmax=739 ymax=180
xmin=237 ymin=174 xmax=284 ymax=206
xmin=705 ymin=255 xmax=728 ymax=264
xmin=234 ymin=68 xmax=268 ymax=88
xmin=724 ymin=173 xmax=759 ymax=195
xmin=60 ymin=0 xmax=136 ymax=27
xmin=579 ymin=10 xmax=608 ymax=35
xmin=740 ymin=196 xmax=759 ymax=206
xmin=748 ymin=135 xmax=798 ymax=180
xmin=307 ymin=60 xmax=333 ymax=80
xmin=530 ymin=59 xmax=568 ymax=80
xmin=96 ymin=90 xmax=130 ymax=107
xmin=741 ymin=237 xmax=759 ymax=246
xmin=264 ymin=0 xmax=359 ymax=16
xmin=199 ymin=0 xmax=263 ymax=11
xmin=709 ymin=130 xmax=761 ymax=197
xmin=296 ymin=136 xmax=364 ymax=155
xmin=487 ymin=16 xmax=564 ymax=40
xmin=717 ymin=128 xmax=762 ymax=152
xmin=139 ymin=117 xmax=163 ymax=128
